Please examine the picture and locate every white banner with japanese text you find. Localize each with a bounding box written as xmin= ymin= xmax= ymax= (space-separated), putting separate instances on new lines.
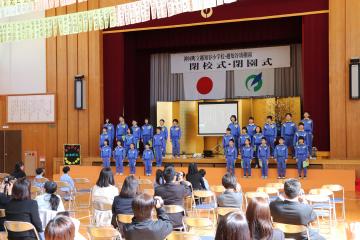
xmin=170 ymin=45 xmax=290 ymax=73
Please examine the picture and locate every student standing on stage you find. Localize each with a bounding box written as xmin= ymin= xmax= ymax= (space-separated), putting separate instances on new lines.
xmin=127 ymin=143 xmax=138 ymax=175
xmin=103 ymin=118 xmax=115 ymax=147
xmin=239 ymin=127 xmax=251 ymax=154
xmin=274 ymin=137 xmax=288 ymax=179
xmin=159 ymin=119 xmax=168 ymax=157
xmin=294 ymin=136 xmax=309 ymax=179
xmin=223 ymin=128 xmax=234 ymax=154
xmin=281 ymin=113 xmax=297 ymax=156
xmin=113 ymin=140 xmax=126 ymax=175
xmin=142 ymin=144 xmax=154 ymax=176
xmin=241 ymin=138 xmax=253 ymax=178
xmin=253 ymin=126 xmax=264 ymax=168
xmin=100 ymin=139 xmax=112 ymax=168
xmin=141 ymin=118 xmax=154 ymax=146
xmin=170 ymin=119 xmax=181 ymax=158
xmin=228 ymin=115 xmax=241 ymax=149
xmin=246 ymin=117 xmax=257 ymax=142
xmin=124 ymin=128 xmax=136 ymax=155
xmin=99 ymin=127 xmax=110 ymax=149
xmin=293 ymin=122 xmax=307 ymax=147
xmin=116 ymin=116 xmax=128 ymax=145
xmin=258 ymin=137 xmax=270 ymax=179
xmin=153 ymin=127 xmax=165 ymax=167
xmin=263 ymin=116 xmax=277 ymax=156
xmin=131 ymin=120 xmax=141 ymax=149
xmin=225 ymin=139 xmax=237 ymax=174
xmin=302 ymin=112 xmax=314 ymax=158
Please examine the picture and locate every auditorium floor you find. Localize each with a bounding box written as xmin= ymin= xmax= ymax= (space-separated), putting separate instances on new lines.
xmin=71 ymin=191 xmax=360 ymax=240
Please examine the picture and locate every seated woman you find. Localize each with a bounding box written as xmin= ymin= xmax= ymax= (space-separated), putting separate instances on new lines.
xmin=246 ymin=197 xmax=285 ymax=240
xmin=215 ymin=211 xmax=250 ymax=240
xmin=91 ymin=167 xmax=119 ymax=226
xmin=111 ymin=175 xmax=139 ymax=227
xmin=123 ymin=194 xmax=173 ymax=240
xmin=10 ymin=162 xmax=26 ymax=179
xmin=5 ymin=178 xmax=43 ymax=240
xmin=36 ymin=181 xmax=65 ymax=212
xmin=217 ymin=173 xmax=243 ymax=208
xmin=186 ymin=163 xmax=205 ymax=190
xmin=45 ymin=215 xmax=75 ymax=240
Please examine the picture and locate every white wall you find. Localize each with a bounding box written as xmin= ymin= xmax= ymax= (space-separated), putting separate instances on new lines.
xmin=0 ymin=11 xmax=46 ymax=95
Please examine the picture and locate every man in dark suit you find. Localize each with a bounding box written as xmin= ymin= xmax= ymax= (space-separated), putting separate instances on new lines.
xmin=154 ymin=166 xmax=192 ymax=228
xmin=270 ymin=179 xmax=325 ymax=240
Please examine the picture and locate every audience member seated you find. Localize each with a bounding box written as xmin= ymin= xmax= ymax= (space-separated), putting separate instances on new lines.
xmin=215 ymin=211 xmax=251 ymax=240
xmin=56 ymin=212 xmax=86 ymax=240
xmin=155 ymin=166 xmax=191 ymax=228
xmin=0 ymin=179 xmax=13 ymax=231
xmin=246 ymin=197 xmax=284 ymax=240
xmin=270 ymin=179 xmax=325 ymax=240
xmin=36 ymin=181 xmax=65 ymax=212
xmin=5 ymin=178 xmax=43 ymax=240
xmin=111 ymin=175 xmax=139 ymax=227
xmin=217 ymin=173 xmax=242 ymax=208
xmin=10 ymin=162 xmax=26 ymax=179
xmin=59 ymin=166 xmax=75 ymax=200
xmin=45 ymin=215 xmax=75 ymax=240
xmin=186 ymin=163 xmax=205 ymax=190
xmin=154 ymin=169 xmax=164 ymax=188
xmin=33 ymin=168 xmax=45 ymax=188
xmin=199 ymin=169 xmax=210 ymax=190
xmin=124 ymin=194 xmax=173 ymax=240
xmin=92 ymin=167 xmax=119 ymax=226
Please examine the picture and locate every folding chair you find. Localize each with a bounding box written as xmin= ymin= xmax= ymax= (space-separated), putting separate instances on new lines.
xmin=273 ymin=222 xmax=310 ymax=239
xmin=55 ymin=181 xmax=75 ymax=210
xmin=166 ymin=231 xmax=201 ymax=240
xmin=322 ymin=184 xmax=346 ymax=221
xmin=4 ymin=221 xmax=40 ymax=240
xmin=244 ymin=191 xmax=269 ymax=208
xmin=183 ymin=217 xmax=215 ymax=237
xmin=193 ymin=190 xmax=217 ymax=220
xmin=256 ymin=187 xmax=279 ymax=201
xmin=73 ymin=178 xmax=92 ymax=209
xmin=87 ymin=226 xmax=122 ymax=240
xmin=163 ymin=205 xmax=187 ymax=231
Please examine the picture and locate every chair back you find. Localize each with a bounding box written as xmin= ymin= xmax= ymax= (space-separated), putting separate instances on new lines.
xmin=163 ymin=205 xmax=186 ymax=214
xmin=116 ymin=214 xmax=134 ymax=224
xmin=92 ymin=200 xmax=112 ymax=211
xmin=273 ymin=222 xmax=309 ymax=236
xmin=244 ymin=191 xmax=269 ymax=207
xmin=210 ymin=185 xmax=225 ymax=194
xmin=265 ymin=182 xmax=284 ymax=190
xmin=143 ymin=188 xmax=155 ymax=196
xmin=0 ymin=209 xmax=5 ymax=218
xmin=256 ymin=187 xmax=279 ymax=195
xmin=166 ymin=232 xmax=201 ymax=240
xmin=309 ymin=188 xmax=333 ymax=197
xmin=55 ymin=181 xmax=71 ymax=189
xmin=305 ymin=194 xmax=331 ymax=204
xmin=193 ymin=190 xmax=214 ymax=199
xmin=4 ymin=221 xmax=40 ymax=240
xmin=183 ymin=217 xmax=213 ymax=229
xmin=216 ymin=207 xmax=241 ymax=217
xmin=73 ymin=178 xmax=90 ymax=184
xmin=31 ymin=186 xmax=42 ymax=198
xmin=87 ymin=226 xmax=122 ymax=240
xmin=34 ymin=178 xmax=49 ymax=184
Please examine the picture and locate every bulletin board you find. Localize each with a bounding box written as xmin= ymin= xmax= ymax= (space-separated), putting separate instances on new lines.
xmin=6 ymin=94 xmax=56 ymax=123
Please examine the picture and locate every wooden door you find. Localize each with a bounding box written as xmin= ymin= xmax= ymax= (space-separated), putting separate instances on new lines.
xmin=4 ymin=131 xmax=22 ymax=174
xmin=0 ymin=132 xmax=4 ymax=173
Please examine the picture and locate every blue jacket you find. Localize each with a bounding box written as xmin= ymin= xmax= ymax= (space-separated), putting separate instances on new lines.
xmin=281 ymin=121 xmax=297 ymax=136
xmin=223 ymin=134 xmax=234 ymax=148
xmin=239 ymin=134 xmax=251 ymax=146
xmin=241 ymin=146 xmax=253 ymax=159
xmin=301 ymin=119 xmax=313 ymax=133
xmin=228 ymin=122 xmax=240 ymax=137
xmin=127 ymin=149 xmax=138 ymax=160
xmin=131 ymin=126 xmax=141 ymax=140
xmin=160 ymin=126 xmax=168 ymax=140
xmin=153 ymin=134 xmax=165 ymax=148
xmin=170 ymin=126 xmax=181 ymax=140
xmin=293 ymin=130 xmax=307 ymax=146
xmin=124 ymin=134 xmax=135 ymax=147
xmin=263 ymin=123 xmax=276 ymax=137
xmin=113 ymin=146 xmax=126 ymax=160
xmin=225 ymin=146 xmax=237 ymax=160
xmin=99 ymin=133 xmax=110 ymax=148
xmin=143 ymin=149 xmax=154 ymax=162
xmin=100 ymin=146 xmax=112 ymax=159
xmin=116 ymin=123 xmax=128 ymax=139
xmin=295 ymin=144 xmax=309 ymax=160
xmin=274 ymin=144 xmax=288 ymax=159
xmin=141 ymin=124 xmax=154 ymax=137
xmin=103 ymin=123 xmax=115 ymax=140
xmin=246 ymin=124 xmax=257 ymax=137
xmin=253 ymin=133 xmax=264 ymax=146
xmin=258 ymin=144 xmax=270 ymax=160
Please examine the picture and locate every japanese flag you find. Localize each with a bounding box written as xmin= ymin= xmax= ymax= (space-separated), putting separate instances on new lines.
xmin=183 ymin=71 xmax=226 ymax=100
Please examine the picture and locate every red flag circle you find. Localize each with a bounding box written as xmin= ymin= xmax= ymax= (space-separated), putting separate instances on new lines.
xmin=196 ymin=76 xmax=213 ymax=94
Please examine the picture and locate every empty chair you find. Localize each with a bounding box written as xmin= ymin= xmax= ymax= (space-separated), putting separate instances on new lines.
xmin=244 ymin=191 xmax=269 ymax=208
xmin=305 ymin=194 xmax=333 ymax=232
xmin=163 ymin=205 xmax=187 ymax=231
xmin=309 ymin=188 xmax=337 ymax=222
xmin=166 ymin=232 xmax=201 ymax=240
xmin=256 ymin=187 xmax=279 ymax=201
xmin=87 ymin=226 xmax=122 ymax=240
xmin=273 ymin=222 xmax=310 ymax=239
xmin=193 ymin=190 xmax=217 ymax=220
xmin=183 ymin=217 xmax=214 ymax=236
xmin=210 ymin=185 xmax=225 ymax=195
xmin=73 ymin=178 xmax=92 ymax=208
xmin=322 ymin=184 xmax=346 ymax=221
xmin=216 ymin=207 xmax=241 ymax=218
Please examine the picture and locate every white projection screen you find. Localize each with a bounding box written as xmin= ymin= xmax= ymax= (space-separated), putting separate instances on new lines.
xmin=198 ymin=102 xmax=238 ymax=135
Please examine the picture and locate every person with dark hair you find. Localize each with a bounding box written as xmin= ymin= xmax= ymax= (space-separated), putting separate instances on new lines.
xmin=199 ymin=169 xmax=209 ymax=190
xmin=103 ymin=118 xmax=115 ymax=147
xmin=56 ymin=212 xmax=86 ymax=240
xmin=170 ymin=119 xmax=181 ymax=158
xmin=153 ymin=127 xmax=165 ymax=167
xmin=228 ymin=115 xmax=240 ymax=150
xmin=11 ymin=161 xmax=26 ymax=179
xmin=59 ymin=166 xmax=75 ymax=199
xmin=143 ymin=143 xmax=154 ymax=176
xmin=241 ymin=138 xmax=253 ymax=178
xmin=33 ymin=168 xmax=45 ymax=188
xmin=124 ymin=128 xmax=136 ymax=155
xmin=270 ymin=179 xmax=325 ymax=240
xmin=112 ymin=175 xmax=139 ymax=227
xmin=225 ymin=139 xmax=237 ymax=174
xmin=113 ymin=140 xmax=126 ymax=175
xmin=301 ymin=112 xmax=314 ymax=158
xmin=127 ymin=143 xmax=138 ymax=175
xmin=294 ymin=137 xmax=309 ymax=179
xmin=155 ymin=166 xmax=191 ymax=228
xmin=159 ymin=119 xmax=168 ymax=157
xmin=124 ymin=194 xmax=173 ymax=240
xmin=246 ymin=117 xmax=257 ymax=142
xmin=239 ymin=127 xmax=251 ymax=154
xmin=186 ymin=163 xmax=205 ymax=190
xmin=5 ymin=178 xmax=43 ymax=239
xmin=217 ymin=173 xmax=242 ymax=208
xmin=0 ymin=179 xmax=13 ymax=231
xmin=223 ymin=127 xmax=234 ymax=154
xmin=264 ymin=115 xmax=277 ymax=156
xmin=45 ymin=215 xmax=75 ymax=240
xmin=154 ymin=169 xmax=164 ymax=188
xmin=281 ymin=113 xmax=297 ymax=156
xmin=246 ymin=197 xmax=284 ymax=240
xmin=116 ymin=116 xmax=128 ymax=145
xmin=215 ymin=211 xmax=251 ymax=240
xmin=258 ymin=137 xmax=270 ymax=179
xmin=36 ymin=181 xmax=65 ymax=211
xmin=92 ymin=168 xmax=119 ymax=226
xmin=99 ymin=127 xmax=110 ymax=149
xmin=131 ymin=120 xmax=141 ymax=149
xmin=274 ymin=137 xmax=288 ymax=179
xmin=100 ymin=139 xmax=112 ymax=168
xmin=253 ymin=126 xmax=264 ymax=168
xmin=141 ymin=118 xmax=154 ymax=146
xmin=293 ymin=122 xmax=307 ymax=147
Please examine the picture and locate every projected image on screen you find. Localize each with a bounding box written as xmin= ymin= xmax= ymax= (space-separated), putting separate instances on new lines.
xmin=198 ymin=102 xmax=238 ymax=135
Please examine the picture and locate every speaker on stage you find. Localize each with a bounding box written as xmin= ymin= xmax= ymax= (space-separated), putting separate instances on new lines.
xmin=74 ymin=75 xmax=87 ymax=109
xmin=350 ymin=58 xmax=360 ymax=99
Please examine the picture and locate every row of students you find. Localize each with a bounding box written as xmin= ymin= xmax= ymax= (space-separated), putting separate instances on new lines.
xmin=225 ymin=136 xmax=310 ymax=179
xmin=100 ymin=118 xmax=182 ymax=158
